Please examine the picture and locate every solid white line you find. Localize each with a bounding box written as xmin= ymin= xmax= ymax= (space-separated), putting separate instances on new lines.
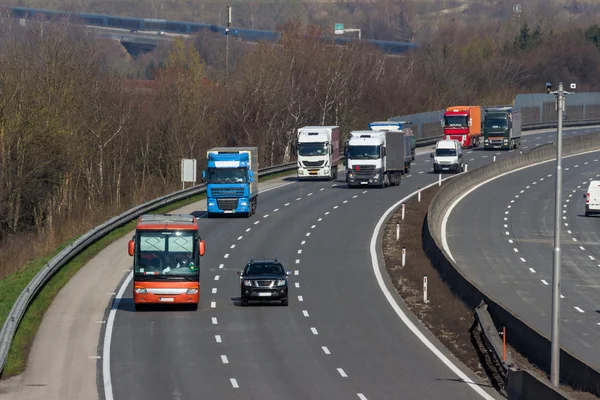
xmin=574 ymin=306 xmax=585 ymax=313
xmin=102 ymin=272 xmax=132 ymax=400
xmin=258 ymin=181 xmax=295 ymax=194
xmin=221 ymin=355 xmax=229 ymax=364
xmin=215 ymin=335 xmax=222 ymax=343
xmin=311 ymin=327 xmax=318 ymax=335
xmin=302 ymin=310 xmax=309 ymax=317
xmin=337 ymin=368 xmax=348 ymax=378
xmin=230 ymin=378 xmax=239 ymax=388
xmin=441 ymin=148 xmax=600 ymax=263
xmin=370 ymin=180 xmax=495 ymax=400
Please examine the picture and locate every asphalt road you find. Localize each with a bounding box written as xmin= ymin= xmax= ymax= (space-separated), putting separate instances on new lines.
xmin=104 ymin=126 xmax=597 ymax=400
xmin=445 ymin=147 xmax=600 ymax=373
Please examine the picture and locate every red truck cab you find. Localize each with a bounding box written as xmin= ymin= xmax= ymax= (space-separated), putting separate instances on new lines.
xmin=442 ymin=106 xmax=483 ymax=148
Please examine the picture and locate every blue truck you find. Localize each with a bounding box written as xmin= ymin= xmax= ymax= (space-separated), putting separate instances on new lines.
xmin=203 ymin=147 xmax=259 ymax=217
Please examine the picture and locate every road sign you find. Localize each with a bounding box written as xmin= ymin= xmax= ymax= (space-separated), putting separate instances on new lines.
xmin=334 ymin=23 xmax=344 ymax=35
xmin=181 ymin=158 xmax=197 ymax=189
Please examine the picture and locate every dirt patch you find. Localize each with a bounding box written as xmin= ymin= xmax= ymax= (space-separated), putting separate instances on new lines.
xmin=382 ymin=184 xmax=600 ymax=400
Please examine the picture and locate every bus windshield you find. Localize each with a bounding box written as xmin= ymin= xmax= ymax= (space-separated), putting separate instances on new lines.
xmin=135 ymin=230 xmax=198 ymax=278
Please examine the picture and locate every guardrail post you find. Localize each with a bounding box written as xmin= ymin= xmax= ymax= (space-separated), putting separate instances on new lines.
xmin=401 ymin=203 xmax=405 ymax=220
xmin=423 ymin=276 xmax=428 ymax=303
xmin=396 ymin=223 xmax=400 ymax=241
xmin=402 ymin=247 xmax=406 ymax=267
xmin=438 ymin=173 xmax=441 ymax=186
xmin=465 ymin=163 xmax=468 ymax=172
xmin=417 ymin=187 xmax=421 ymax=202
xmin=493 ymin=155 xmax=496 ymax=162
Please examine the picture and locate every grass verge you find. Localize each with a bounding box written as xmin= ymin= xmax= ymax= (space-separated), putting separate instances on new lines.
xmin=0 ymin=169 xmax=295 ymax=378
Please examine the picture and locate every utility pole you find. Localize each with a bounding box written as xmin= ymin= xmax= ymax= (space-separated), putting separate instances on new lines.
xmin=548 ymin=81 xmax=574 ymax=387
xmin=225 ymin=5 xmax=231 ymax=82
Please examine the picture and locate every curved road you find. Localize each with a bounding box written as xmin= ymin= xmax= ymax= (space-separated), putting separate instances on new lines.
xmin=445 ymin=149 xmax=600 ymax=373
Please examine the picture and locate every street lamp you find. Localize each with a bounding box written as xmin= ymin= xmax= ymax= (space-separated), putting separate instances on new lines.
xmin=547 ymin=81 xmax=575 ymax=387
xmin=225 ymin=5 xmax=232 ymax=81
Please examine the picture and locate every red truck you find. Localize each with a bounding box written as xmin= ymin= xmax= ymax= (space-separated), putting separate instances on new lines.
xmin=442 ymin=106 xmax=484 ymax=148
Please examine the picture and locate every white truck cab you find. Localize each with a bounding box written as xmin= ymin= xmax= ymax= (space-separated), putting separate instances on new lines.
xmin=297 ymin=126 xmax=340 ymax=180
xmin=431 ymin=139 xmax=464 ymax=173
xmin=584 ymin=180 xmax=600 ymax=216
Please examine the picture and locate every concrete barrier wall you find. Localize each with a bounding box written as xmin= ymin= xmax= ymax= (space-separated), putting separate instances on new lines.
xmin=425 ymin=130 xmax=600 ymax=396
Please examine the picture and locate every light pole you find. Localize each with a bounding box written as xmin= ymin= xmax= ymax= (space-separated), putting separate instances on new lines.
xmin=548 ymin=81 xmax=574 ymax=387
xmin=225 ymin=5 xmax=232 ymax=81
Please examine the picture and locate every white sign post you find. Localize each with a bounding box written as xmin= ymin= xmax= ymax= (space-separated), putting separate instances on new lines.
xmin=181 ymin=158 xmax=197 ymax=190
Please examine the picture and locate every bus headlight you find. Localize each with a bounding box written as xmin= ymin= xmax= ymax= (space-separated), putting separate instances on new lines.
xmin=186 ymin=288 xmax=199 ymax=294
xmin=135 ymin=287 xmax=147 ymax=294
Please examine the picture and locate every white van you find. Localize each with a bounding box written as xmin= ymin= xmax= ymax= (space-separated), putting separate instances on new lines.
xmin=584 ymin=180 xmax=600 ymax=216
xmin=430 ymin=139 xmax=464 ymax=173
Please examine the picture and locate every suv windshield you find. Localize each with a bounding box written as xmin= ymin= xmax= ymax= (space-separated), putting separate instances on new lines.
xmin=208 ymin=167 xmax=247 ymax=184
xmin=135 ymin=231 xmax=198 ymax=277
xmin=298 ymin=142 xmax=328 ymax=156
xmin=244 ymin=263 xmax=284 ymax=276
xmin=435 ymin=148 xmax=457 ymax=156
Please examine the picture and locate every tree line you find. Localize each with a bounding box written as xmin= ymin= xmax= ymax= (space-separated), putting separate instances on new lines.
xmin=2 ymin=10 xmax=600 ymax=278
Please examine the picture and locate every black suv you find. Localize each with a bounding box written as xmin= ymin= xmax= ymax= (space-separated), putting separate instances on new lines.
xmin=237 ymin=259 xmax=290 ymax=306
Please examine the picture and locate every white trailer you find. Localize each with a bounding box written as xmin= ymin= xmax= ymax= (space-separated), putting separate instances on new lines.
xmin=296 ymin=126 xmax=340 ymax=180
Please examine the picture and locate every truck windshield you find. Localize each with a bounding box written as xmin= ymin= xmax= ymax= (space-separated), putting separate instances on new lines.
xmin=208 ymin=167 xmax=247 ymax=184
xmin=484 ymin=118 xmax=507 ymax=129
xmin=347 ymin=145 xmax=380 ymax=160
xmin=135 ymin=231 xmax=198 ymax=278
xmin=298 ymin=143 xmax=328 ymax=156
xmin=444 ymin=116 xmax=468 ymax=127
xmin=435 ymin=148 xmax=456 ymax=156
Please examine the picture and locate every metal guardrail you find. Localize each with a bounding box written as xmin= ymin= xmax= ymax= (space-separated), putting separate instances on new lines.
xmin=2 ymin=112 xmax=600 ymax=377
xmin=475 ymin=301 xmax=514 ymax=376
xmin=0 ymin=161 xmax=299 ymax=375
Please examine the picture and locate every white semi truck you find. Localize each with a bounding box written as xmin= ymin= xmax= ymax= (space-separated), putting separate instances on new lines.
xmin=345 ymin=130 xmax=406 ymax=188
xmin=296 ymin=126 xmax=340 ymax=180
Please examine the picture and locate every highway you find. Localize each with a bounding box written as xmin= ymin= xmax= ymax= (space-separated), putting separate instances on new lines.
xmin=102 ymin=127 xmax=599 ymax=400
xmin=444 ymin=144 xmax=600 ymax=373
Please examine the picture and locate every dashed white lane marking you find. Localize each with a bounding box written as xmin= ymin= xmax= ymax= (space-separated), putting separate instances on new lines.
xmin=513 ymin=248 xmax=519 ymax=253
xmin=353 ymin=195 xmax=358 ymax=198
xmin=212 ymin=317 xmax=218 ymax=324
xmin=507 ymin=205 xmax=511 ymax=209
xmin=294 ymin=270 xmax=299 ymax=275
xmin=298 ymin=249 xmax=302 ymax=254
xmin=419 ymin=171 xmax=425 ymax=174
xmin=325 ymin=211 xmax=330 ymax=215
xmin=320 ymin=188 xmax=324 ymax=191
xmin=254 ymin=221 xmax=259 ymax=225
xmin=322 ymin=346 xmax=331 ymax=355
xmin=505 ymin=211 xmax=509 ymax=214
xmin=589 ymin=255 xmax=596 ymax=260
xmin=212 ymin=288 xmax=217 ymax=294
xmin=541 ymin=280 xmax=549 ymax=285
xmin=302 ymin=310 xmax=309 ymax=317
xmin=306 ymin=232 xmax=311 ymax=237
xmin=580 ymin=246 xmax=586 ymax=251
xmin=504 ymin=225 xmax=508 ymax=228
xmin=561 ymin=294 xmax=565 ymax=299
xmin=311 ymin=224 xmax=316 ymax=229
xmin=505 ymin=231 xmax=510 ymax=236
xmin=263 ymin=214 xmax=269 ymax=218
xmin=529 ymin=268 xmax=536 ymax=273
xmin=211 ymin=301 xmax=216 ymax=308
xmin=215 ymin=335 xmax=222 ymax=343
xmin=237 ymin=236 xmax=243 ymax=241
xmin=509 ymin=239 xmax=514 ymax=244
xmin=221 ymin=355 xmax=229 ymax=364
xmin=285 ymin=203 xmax=290 ymax=206
xmin=333 ymin=205 xmax=339 ymax=209
xmin=230 ymin=244 xmax=236 ymax=249
xmin=301 ymin=240 xmax=306 ymax=245
xmin=337 ymin=368 xmax=348 ymax=378
xmin=311 ymin=327 xmax=319 ymax=335
xmin=357 ymin=394 xmax=368 ymax=400
xmin=246 ymin=228 xmax=251 ymax=232
xmin=520 ymin=257 xmax=526 ymax=262
xmin=273 ymin=208 xmax=279 ymax=212
xmin=295 ymin=282 xmax=300 ymax=288
xmin=298 ymin=295 xmax=304 ymax=302
xmin=296 ymin=197 xmax=302 ymax=201
xmin=343 ymin=200 xmax=348 ymax=203
xmin=362 ymin=190 xmax=367 ymax=193
xmin=224 ymin=254 xmax=229 ymax=258
xmin=318 ymin=218 xmax=323 ymax=221
xmin=308 ymin=193 xmax=313 ymax=196
xmin=230 ymin=378 xmax=239 ymax=388
xmin=574 ymin=306 xmax=585 ymax=313
xmin=296 ymin=259 xmax=300 ymax=264
xmin=219 ymin=264 xmax=224 ymax=269
xmin=214 ymin=275 xmax=220 ymax=281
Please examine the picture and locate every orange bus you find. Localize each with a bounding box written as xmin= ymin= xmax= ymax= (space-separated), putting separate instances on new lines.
xmin=127 ymin=214 xmax=206 ymax=311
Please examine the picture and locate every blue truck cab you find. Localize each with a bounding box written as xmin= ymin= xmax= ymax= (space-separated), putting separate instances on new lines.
xmin=203 ymin=147 xmax=259 ymax=217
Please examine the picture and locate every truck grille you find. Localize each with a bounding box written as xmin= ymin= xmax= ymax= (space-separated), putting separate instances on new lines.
xmin=353 ymin=164 xmax=376 ymax=170
xmin=303 ymin=160 xmax=325 ymax=168
xmin=211 ymin=187 xmax=244 ymax=198
xmin=217 ymin=198 xmax=239 ymax=211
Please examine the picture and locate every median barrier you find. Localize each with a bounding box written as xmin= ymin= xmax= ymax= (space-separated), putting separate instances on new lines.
xmin=425 ymin=129 xmax=600 ymax=396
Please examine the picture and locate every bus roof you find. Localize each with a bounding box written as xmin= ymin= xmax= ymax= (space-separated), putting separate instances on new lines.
xmin=136 ymin=214 xmax=198 ymax=231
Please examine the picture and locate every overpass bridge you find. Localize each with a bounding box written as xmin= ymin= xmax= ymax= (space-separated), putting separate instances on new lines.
xmin=7 ymin=6 xmax=418 ymax=57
